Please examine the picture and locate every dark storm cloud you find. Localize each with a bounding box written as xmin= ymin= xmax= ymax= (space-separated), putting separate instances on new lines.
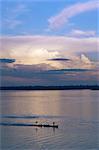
xmin=0 ymin=63 xmax=98 ymax=86
xmin=0 ymin=64 xmax=93 ymax=78
xmin=47 ymin=68 xmax=92 ymax=74
xmin=0 ymin=58 xmax=16 ymax=63
xmin=47 ymin=58 xmax=70 ymax=61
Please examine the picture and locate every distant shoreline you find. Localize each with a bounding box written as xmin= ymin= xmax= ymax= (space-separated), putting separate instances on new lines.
xmin=0 ymin=85 xmax=99 ymax=90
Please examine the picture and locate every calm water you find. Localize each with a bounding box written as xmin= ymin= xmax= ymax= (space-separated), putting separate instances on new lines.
xmin=0 ymin=90 xmax=99 ymax=150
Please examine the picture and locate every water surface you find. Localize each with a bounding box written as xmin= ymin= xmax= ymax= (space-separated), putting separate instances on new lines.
xmin=0 ymin=90 xmax=99 ymax=150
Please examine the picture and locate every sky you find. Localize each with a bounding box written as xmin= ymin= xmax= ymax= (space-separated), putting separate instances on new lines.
xmin=0 ymin=0 xmax=99 ymax=86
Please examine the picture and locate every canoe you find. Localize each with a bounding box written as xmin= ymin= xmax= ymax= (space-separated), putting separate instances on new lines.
xmin=0 ymin=122 xmax=58 ymax=128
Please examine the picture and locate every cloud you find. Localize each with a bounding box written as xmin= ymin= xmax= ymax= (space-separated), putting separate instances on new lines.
xmin=3 ymin=4 xmax=29 ymax=29
xmin=69 ymin=29 xmax=96 ymax=38
xmin=78 ymin=51 xmax=99 ymax=62
xmin=15 ymin=63 xmax=55 ymax=71
xmin=48 ymin=58 xmax=70 ymax=61
xmin=0 ymin=58 xmax=16 ymax=69
xmin=81 ymin=54 xmax=91 ymax=64
xmin=1 ymin=35 xmax=98 ymax=66
xmin=48 ymin=0 xmax=99 ymax=29
xmin=0 ymin=35 xmax=98 ymax=72
xmin=1 ymin=63 xmax=98 ymax=86
xmin=0 ymin=58 xmax=16 ymax=63
xmin=5 ymin=19 xmax=22 ymax=29
xmin=47 ymin=68 xmax=92 ymax=74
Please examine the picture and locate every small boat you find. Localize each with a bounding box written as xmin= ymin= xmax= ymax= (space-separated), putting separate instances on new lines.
xmin=0 ymin=122 xmax=58 ymax=128
xmin=43 ymin=124 xmax=58 ymax=128
xmin=33 ymin=123 xmax=58 ymax=128
xmin=34 ymin=121 xmax=58 ymax=128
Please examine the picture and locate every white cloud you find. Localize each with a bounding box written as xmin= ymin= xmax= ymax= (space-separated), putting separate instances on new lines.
xmin=3 ymin=4 xmax=29 ymax=29
xmin=81 ymin=54 xmax=91 ymax=64
xmin=48 ymin=0 xmax=99 ymax=29
xmin=69 ymin=29 xmax=96 ymax=37
xmin=0 ymin=35 xmax=98 ymax=69
xmin=5 ymin=19 xmax=22 ymax=29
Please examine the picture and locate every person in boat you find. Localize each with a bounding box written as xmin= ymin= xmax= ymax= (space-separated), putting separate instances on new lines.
xmin=35 ymin=121 xmax=38 ymax=124
xmin=53 ymin=122 xmax=55 ymax=126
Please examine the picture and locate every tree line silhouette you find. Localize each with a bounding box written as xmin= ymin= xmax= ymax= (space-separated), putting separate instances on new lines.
xmin=0 ymin=85 xmax=99 ymax=90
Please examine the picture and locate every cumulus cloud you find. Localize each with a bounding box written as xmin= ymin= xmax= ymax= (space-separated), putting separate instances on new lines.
xmin=0 ymin=35 xmax=98 ymax=69
xmin=81 ymin=54 xmax=91 ymax=64
xmin=48 ymin=0 xmax=99 ymax=29
xmin=0 ymin=35 xmax=98 ymax=71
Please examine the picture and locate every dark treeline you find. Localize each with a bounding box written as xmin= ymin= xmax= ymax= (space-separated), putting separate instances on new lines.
xmin=0 ymin=85 xmax=99 ymax=90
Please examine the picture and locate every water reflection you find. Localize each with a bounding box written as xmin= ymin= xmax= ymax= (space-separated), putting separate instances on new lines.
xmin=0 ymin=90 xmax=99 ymax=149
xmin=1 ymin=90 xmax=99 ymax=122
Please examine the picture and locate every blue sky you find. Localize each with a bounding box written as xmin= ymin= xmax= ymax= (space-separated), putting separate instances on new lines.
xmin=1 ymin=0 xmax=98 ymax=36
xmin=0 ymin=0 xmax=99 ymax=86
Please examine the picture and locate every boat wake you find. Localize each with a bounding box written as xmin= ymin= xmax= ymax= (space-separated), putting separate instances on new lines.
xmin=0 ymin=114 xmax=65 ymax=119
